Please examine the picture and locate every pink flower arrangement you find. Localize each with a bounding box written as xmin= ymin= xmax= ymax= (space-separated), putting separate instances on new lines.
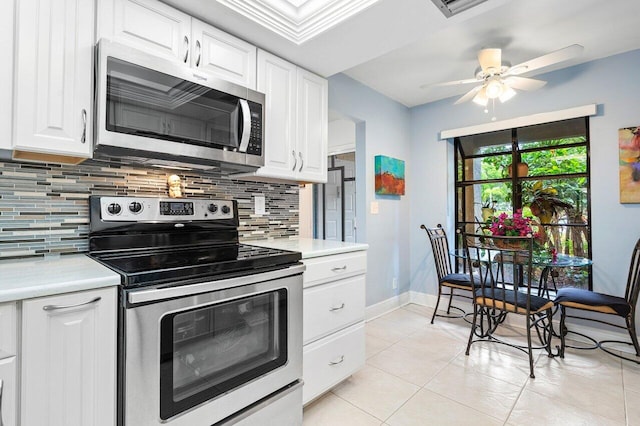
xmin=487 ymin=209 xmax=539 ymax=238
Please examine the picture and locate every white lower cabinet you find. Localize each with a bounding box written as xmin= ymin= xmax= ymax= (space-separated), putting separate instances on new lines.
xmin=0 ymin=302 xmax=17 ymax=426
xmin=302 ymin=250 xmax=366 ymax=404
xmin=21 ymin=287 xmax=117 ymax=426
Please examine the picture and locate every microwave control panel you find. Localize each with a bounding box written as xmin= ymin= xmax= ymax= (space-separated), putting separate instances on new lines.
xmin=246 ymin=101 xmax=263 ymax=156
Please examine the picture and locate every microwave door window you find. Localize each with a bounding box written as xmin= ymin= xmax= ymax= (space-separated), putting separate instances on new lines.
xmin=106 ymin=57 xmax=241 ymax=150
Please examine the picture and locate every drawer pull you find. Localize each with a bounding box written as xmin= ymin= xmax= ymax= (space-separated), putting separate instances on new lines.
xmin=329 ymin=355 xmax=345 ymax=366
xmin=329 ymin=303 xmax=345 ymax=312
xmin=331 ymin=266 xmax=347 ymax=272
xmin=43 ymin=296 xmax=101 ymax=311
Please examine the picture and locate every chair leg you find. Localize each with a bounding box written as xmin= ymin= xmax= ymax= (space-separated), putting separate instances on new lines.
xmin=626 ymin=315 xmax=640 ymax=357
xmin=465 ymin=305 xmax=478 ymax=356
xmin=544 ymin=308 xmax=553 ymax=357
xmin=431 ymin=284 xmax=443 ymax=325
xmin=446 ymin=289 xmax=454 ymax=315
xmin=526 ymin=314 xmax=535 ymax=379
xmin=559 ymin=305 xmax=567 ymax=358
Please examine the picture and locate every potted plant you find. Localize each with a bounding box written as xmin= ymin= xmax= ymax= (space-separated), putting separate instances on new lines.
xmin=481 ymin=199 xmax=497 ymax=221
xmin=528 ymin=181 xmax=574 ymax=224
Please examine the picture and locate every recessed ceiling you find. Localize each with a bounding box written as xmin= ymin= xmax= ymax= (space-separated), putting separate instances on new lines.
xmin=163 ymin=0 xmax=640 ymax=107
xmin=215 ymin=0 xmax=381 ymax=44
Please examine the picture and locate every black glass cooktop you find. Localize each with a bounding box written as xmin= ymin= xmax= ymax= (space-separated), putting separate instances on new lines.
xmin=91 ymin=244 xmax=301 ymax=287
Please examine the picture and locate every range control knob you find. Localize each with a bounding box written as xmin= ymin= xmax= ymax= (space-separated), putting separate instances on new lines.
xmin=129 ymin=201 xmax=143 ymax=213
xmin=208 ymin=204 xmax=218 ymax=213
xmin=107 ymin=203 xmax=122 ymax=215
xmin=221 ymin=205 xmax=231 ymax=214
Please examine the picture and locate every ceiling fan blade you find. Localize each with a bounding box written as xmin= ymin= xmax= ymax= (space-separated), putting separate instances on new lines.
xmin=503 ymin=76 xmax=547 ymax=91
xmin=454 ymin=85 xmax=482 ymax=104
xmin=478 ymin=48 xmax=501 ymax=74
xmin=506 ymin=44 xmax=584 ymax=75
xmin=420 ymin=78 xmax=479 ymax=89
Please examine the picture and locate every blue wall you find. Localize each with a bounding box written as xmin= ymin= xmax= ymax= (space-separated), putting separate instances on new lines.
xmin=409 ymin=49 xmax=640 ymax=300
xmin=329 ymin=74 xmax=411 ymax=307
xmin=329 ymin=49 xmax=640 ymax=310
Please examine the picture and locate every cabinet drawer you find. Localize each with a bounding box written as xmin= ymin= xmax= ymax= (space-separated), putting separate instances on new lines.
xmin=303 ymin=322 xmax=365 ymax=405
xmin=303 ymin=275 xmax=365 ymax=344
xmin=303 ymin=251 xmax=366 ymax=288
xmin=0 ymin=303 xmax=16 ymax=358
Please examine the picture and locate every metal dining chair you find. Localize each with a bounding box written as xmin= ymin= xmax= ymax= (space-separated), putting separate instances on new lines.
xmin=463 ymin=232 xmax=554 ymax=378
xmin=554 ymin=237 xmax=640 ymax=363
xmin=420 ymin=224 xmax=474 ymax=324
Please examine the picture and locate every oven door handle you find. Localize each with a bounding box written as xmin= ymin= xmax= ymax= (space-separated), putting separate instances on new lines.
xmin=127 ymin=264 xmax=306 ymax=305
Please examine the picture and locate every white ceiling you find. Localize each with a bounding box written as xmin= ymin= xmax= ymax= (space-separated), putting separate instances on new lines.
xmin=163 ymin=0 xmax=640 ymax=107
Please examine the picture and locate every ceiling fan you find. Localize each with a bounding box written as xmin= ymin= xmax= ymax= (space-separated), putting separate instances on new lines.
xmin=426 ymin=44 xmax=584 ymax=106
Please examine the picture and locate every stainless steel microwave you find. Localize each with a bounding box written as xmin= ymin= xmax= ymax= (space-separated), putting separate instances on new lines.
xmin=94 ymin=39 xmax=265 ymax=171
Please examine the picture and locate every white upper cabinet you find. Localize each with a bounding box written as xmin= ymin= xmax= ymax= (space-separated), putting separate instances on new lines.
xmin=257 ymin=50 xmax=298 ymax=176
xmin=13 ymin=0 xmax=94 ymax=161
xmin=234 ymin=50 xmax=328 ymax=183
xmin=98 ymin=0 xmax=257 ymax=89
xmin=0 ymin=0 xmax=14 ymax=153
xmin=192 ymin=19 xmax=257 ymax=89
xmin=296 ymin=69 xmax=328 ymax=182
xmin=97 ymin=0 xmax=191 ymax=64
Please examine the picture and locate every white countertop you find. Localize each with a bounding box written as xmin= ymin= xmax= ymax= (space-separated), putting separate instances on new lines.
xmin=247 ymin=238 xmax=368 ymax=259
xmin=0 ymin=254 xmax=121 ymax=302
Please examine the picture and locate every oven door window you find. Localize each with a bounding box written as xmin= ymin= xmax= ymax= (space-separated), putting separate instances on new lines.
xmin=106 ymin=57 xmax=242 ymax=150
xmin=159 ymin=289 xmax=288 ymax=420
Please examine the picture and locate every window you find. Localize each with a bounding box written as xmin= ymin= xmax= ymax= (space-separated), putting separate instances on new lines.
xmin=454 ymin=117 xmax=592 ymax=290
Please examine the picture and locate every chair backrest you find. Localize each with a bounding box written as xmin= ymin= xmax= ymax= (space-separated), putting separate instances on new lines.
xmin=626 ymin=238 xmax=640 ymax=309
xmin=462 ymin=232 xmax=535 ymax=311
xmin=421 ymin=224 xmax=452 ymax=281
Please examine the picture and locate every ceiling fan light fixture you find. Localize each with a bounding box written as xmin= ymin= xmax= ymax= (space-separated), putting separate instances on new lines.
xmin=499 ymin=85 xmax=517 ymax=103
xmin=485 ymin=78 xmax=503 ymax=99
xmin=472 ymin=87 xmax=488 ymax=106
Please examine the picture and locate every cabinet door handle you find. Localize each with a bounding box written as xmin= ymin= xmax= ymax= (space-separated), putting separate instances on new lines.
xmin=329 ymin=303 xmax=345 ymax=312
xmin=298 ymin=151 xmax=304 ymax=172
xmin=331 ymin=266 xmax=347 ymax=272
xmin=195 ymin=40 xmax=202 ymax=67
xmin=291 ymin=150 xmax=297 ymax=171
xmin=183 ymin=35 xmax=189 ymax=63
xmin=0 ymin=378 xmax=4 ymax=426
xmin=81 ymin=109 xmax=87 ymax=144
xmin=328 ymin=355 xmax=344 ymax=366
xmin=43 ymin=296 xmax=101 ymax=311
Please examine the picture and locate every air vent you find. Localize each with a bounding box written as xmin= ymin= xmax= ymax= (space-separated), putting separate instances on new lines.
xmin=430 ymin=0 xmax=488 ymax=17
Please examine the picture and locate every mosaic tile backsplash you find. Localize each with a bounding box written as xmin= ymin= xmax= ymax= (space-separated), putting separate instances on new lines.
xmin=0 ymin=159 xmax=299 ymax=260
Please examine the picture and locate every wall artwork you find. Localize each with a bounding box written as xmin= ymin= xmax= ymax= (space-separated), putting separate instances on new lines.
xmin=619 ymin=126 xmax=640 ymax=203
xmin=375 ymin=155 xmax=405 ymax=195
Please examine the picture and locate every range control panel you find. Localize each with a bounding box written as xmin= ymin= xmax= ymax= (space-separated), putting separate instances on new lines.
xmin=99 ymin=197 xmax=234 ymax=221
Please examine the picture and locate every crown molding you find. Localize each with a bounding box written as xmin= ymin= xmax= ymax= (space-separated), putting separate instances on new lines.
xmin=216 ymin=0 xmax=381 ymax=44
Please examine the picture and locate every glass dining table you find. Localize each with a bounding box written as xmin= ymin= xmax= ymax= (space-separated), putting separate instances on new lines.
xmin=450 ymin=249 xmax=593 ymax=298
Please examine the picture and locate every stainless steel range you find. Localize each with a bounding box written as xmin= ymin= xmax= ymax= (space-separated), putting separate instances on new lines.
xmin=88 ymin=196 xmax=304 ymax=426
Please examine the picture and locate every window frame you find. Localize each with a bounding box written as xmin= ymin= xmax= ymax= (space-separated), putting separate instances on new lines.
xmin=453 ymin=117 xmax=593 ymax=290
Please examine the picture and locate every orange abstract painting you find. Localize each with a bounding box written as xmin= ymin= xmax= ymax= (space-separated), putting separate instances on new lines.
xmin=375 ymin=155 xmax=405 ymax=195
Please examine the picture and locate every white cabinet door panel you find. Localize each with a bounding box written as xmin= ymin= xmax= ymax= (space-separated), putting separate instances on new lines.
xmin=0 ymin=357 xmax=17 ymax=426
xmin=0 ymin=0 xmax=14 ymax=152
xmin=21 ymin=287 xmax=117 ymax=426
xmin=296 ymin=69 xmax=328 ymax=183
xmin=257 ymin=50 xmax=297 ymax=177
xmin=14 ymin=0 xmax=93 ymax=157
xmin=98 ymin=0 xmax=191 ymax=64
xmin=192 ymin=19 xmax=257 ymax=89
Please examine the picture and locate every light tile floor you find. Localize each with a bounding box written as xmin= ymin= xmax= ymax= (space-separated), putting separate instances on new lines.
xmin=303 ymin=303 xmax=640 ymax=426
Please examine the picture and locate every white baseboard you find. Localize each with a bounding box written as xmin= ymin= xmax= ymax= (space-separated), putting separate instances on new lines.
xmin=367 ymin=292 xmax=633 ymax=348
xmin=365 ymin=292 xmax=411 ymax=321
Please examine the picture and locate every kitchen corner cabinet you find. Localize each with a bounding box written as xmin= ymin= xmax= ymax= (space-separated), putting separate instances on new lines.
xmin=302 ymin=251 xmax=366 ymax=404
xmin=233 ymin=50 xmax=328 ymax=183
xmin=21 ymin=287 xmax=117 ymax=426
xmin=13 ymin=0 xmax=94 ymax=163
xmin=98 ymin=0 xmax=257 ymax=89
